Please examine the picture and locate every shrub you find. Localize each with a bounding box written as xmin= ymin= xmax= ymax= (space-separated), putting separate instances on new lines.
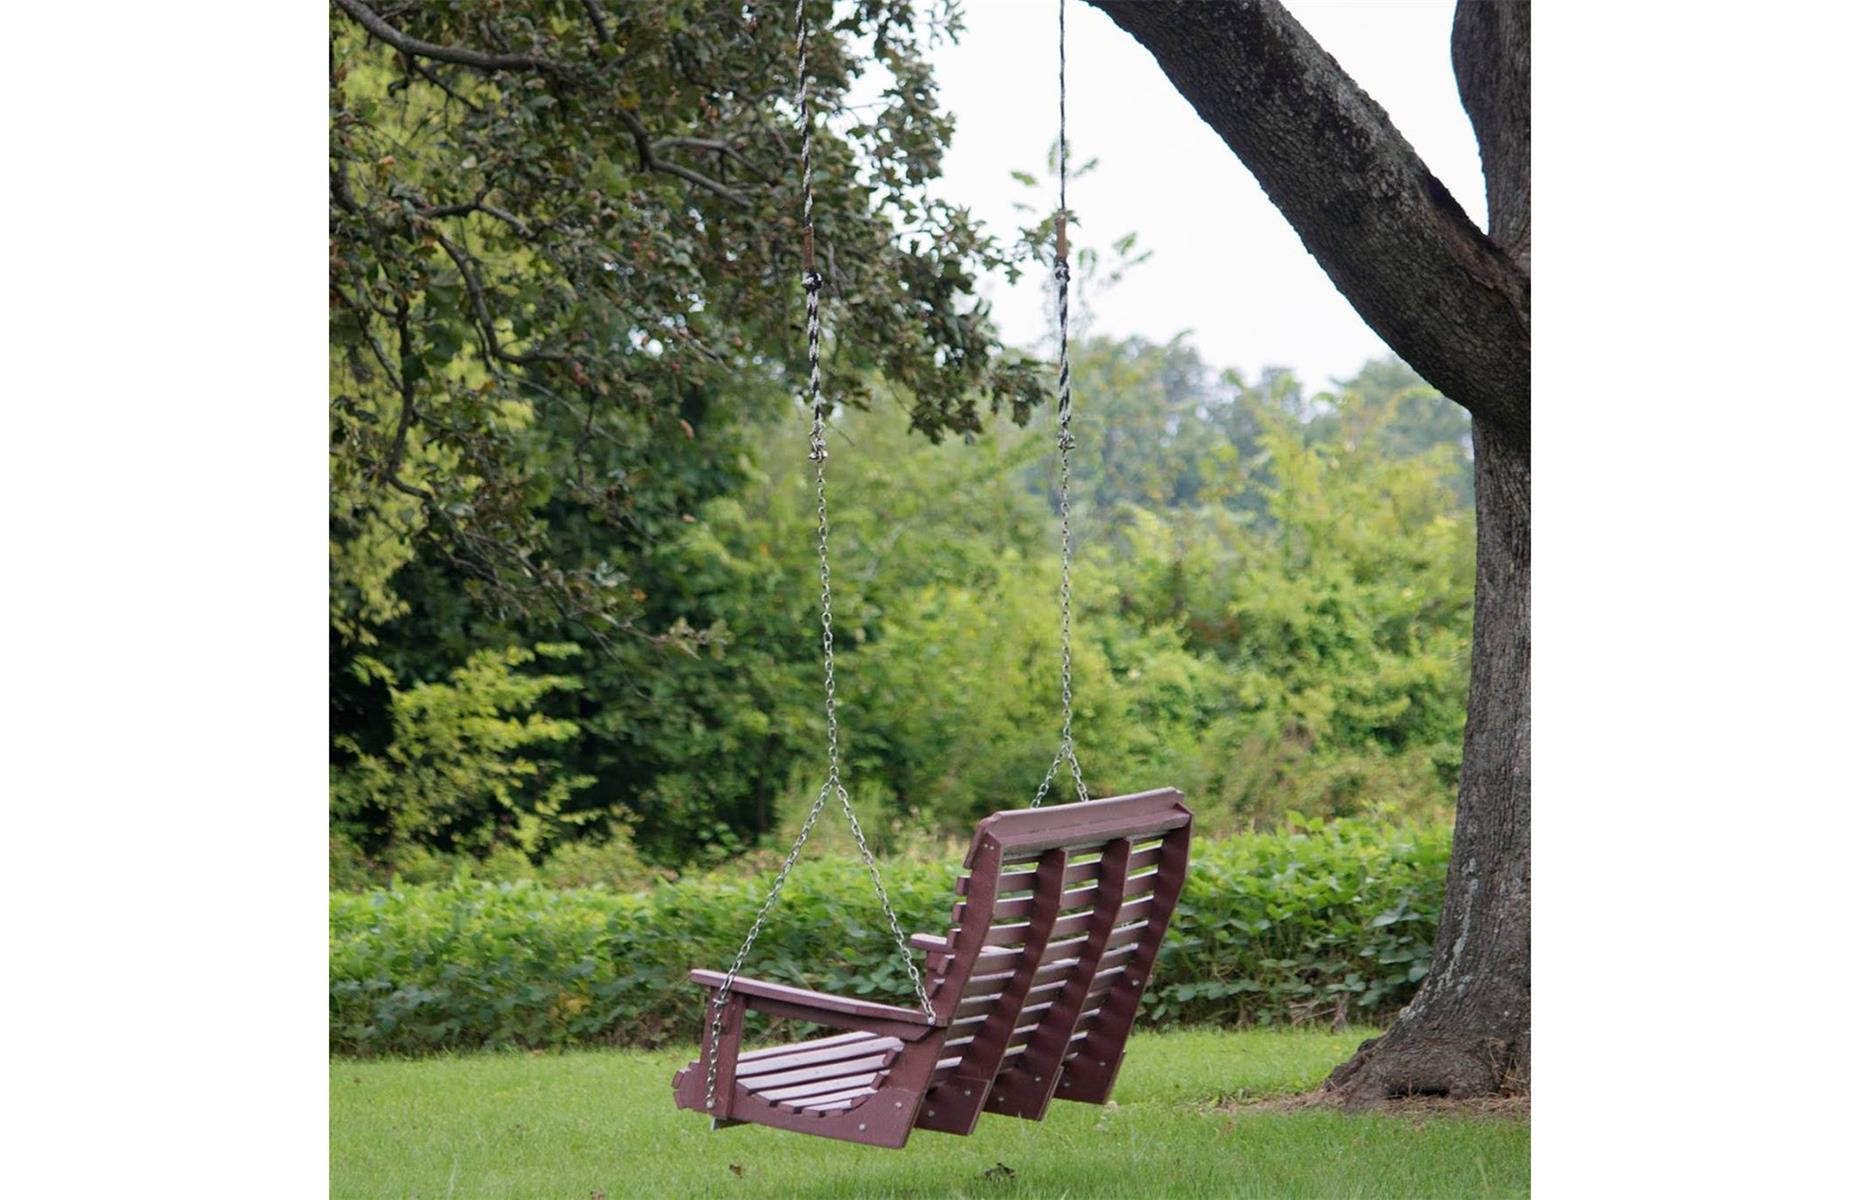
xmin=330 ymin=644 xmax=593 ymax=858
xmin=330 ymin=819 xmax=1448 ymax=1056
xmin=328 ymin=826 xmax=662 ymax=892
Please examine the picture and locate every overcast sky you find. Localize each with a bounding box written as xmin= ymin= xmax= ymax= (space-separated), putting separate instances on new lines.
xmin=919 ymin=0 xmax=1486 ymax=393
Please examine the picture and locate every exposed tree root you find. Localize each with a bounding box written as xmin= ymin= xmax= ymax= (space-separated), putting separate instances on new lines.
xmin=1323 ymin=1021 xmax=1529 ymax=1112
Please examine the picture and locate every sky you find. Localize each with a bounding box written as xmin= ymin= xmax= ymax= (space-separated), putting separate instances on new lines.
xmin=918 ymin=0 xmax=1487 ymax=393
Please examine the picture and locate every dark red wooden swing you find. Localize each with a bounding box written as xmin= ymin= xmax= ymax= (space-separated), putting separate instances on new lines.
xmin=672 ymin=788 xmax=1193 ymax=1148
xmin=673 ymin=0 xmax=1191 ymax=1150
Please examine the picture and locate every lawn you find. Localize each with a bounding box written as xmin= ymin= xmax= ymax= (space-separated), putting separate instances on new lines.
xmin=331 ymin=1027 xmax=1528 ymax=1198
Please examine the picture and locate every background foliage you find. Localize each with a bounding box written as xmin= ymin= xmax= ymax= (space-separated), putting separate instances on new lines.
xmin=330 ymin=818 xmax=1447 ymax=1056
xmin=330 ymin=0 xmax=1040 ymax=866
xmin=328 ymin=3 xmax=1476 ymax=885
xmin=333 ymin=341 xmax=1475 ymax=876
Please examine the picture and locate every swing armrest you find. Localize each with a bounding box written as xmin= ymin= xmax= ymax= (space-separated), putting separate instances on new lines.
xmin=689 ymin=970 xmax=946 ymax=1028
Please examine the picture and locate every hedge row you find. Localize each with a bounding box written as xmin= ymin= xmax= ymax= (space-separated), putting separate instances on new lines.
xmin=330 ymin=819 xmax=1448 ymax=1056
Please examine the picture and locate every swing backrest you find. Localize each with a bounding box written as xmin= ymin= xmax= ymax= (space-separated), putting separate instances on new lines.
xmin=913 ymin=787 xmax=1192 ymax=1131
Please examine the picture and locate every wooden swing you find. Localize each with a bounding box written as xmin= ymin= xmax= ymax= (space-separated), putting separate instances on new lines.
xmin=671 ymin=789 xmax=1192 ymax=1148
xmin=672 ymin=1 xmax=1191 ymax=1148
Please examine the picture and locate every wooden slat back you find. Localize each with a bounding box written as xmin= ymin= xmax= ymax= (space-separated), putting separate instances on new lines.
xmin=940 ymin=848 xmax=1063 ymax=1057
xmin=914 ymin=788 xmax=1191 ymax=1134
xmin=984 ymin=838 xmax=1132 ymax=1118
xmin=1054 ymin=817 xmax=1193 ymax=1104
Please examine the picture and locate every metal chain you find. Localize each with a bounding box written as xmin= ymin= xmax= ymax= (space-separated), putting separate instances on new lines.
xmin=1031 ymin=0 xmax=1090 ymax=809
xmin=704 ymin=0 xmax=933 ymax=1118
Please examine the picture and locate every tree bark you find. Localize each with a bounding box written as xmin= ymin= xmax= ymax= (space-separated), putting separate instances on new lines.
xmin=1326 ymin=417 xmax=1531 ymax=1103
xmin=1084 ymin=0 xmax=1531 ymax=1102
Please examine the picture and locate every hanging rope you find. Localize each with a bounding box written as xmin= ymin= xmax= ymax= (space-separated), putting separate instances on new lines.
xmin=1031 ymin=0 xmax=1090 ymax=809
xmin=704 ymin=0 xmax=933 ymax=1119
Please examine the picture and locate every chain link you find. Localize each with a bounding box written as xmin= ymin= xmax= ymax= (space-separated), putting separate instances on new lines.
xmin=1031 ymin=0 xmax=1089 ymax=809
xmin=704 ymin=0 xmax=933 ymax=1118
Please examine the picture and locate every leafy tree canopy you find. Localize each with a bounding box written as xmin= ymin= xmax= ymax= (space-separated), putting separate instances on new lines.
xmin=330 ymin=0 xmax=1042 ymax=648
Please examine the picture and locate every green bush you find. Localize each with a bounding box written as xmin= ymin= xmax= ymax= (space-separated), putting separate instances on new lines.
xmin=329 ymin=827 xmax=664 ymax=892
xmin=330 ymin=644 xmax=593 ymax=858
xmin=330 ymin=819 xmax=1448 ymax=1056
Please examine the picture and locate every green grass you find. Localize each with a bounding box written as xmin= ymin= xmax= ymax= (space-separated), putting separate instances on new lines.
xmin=331 ymin=1028 xmax=1528 ymax=1199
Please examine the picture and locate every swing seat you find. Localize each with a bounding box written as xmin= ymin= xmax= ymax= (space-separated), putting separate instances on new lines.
xmin=672 ymin=787 xmax=1192 ymax=1148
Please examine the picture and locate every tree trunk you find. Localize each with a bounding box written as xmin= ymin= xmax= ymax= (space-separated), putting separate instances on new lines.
xmin=1326 ymin=0 xmax=1531 ymax=1106
xmin=1083 ymin=0 xmax=1531 ymax=1102
xmin=1327 ymin=418 xmax=1530 ymax=1102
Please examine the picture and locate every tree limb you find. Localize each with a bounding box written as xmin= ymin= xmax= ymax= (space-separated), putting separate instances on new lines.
xmin=562 ymin=0 xmax=753 ymax=205
xmin=329 ymin=280 xmax=403 ymax=385
xmin=332 ymin=0 xmax=568 ymax=75
xmin=1085 ymin=0 xmax=1529 ymax=445
xmin=580 ymin=0 xmax=611 ymax=44
xmin=614 ymin=106 xmax=751 ymax=207
xmin=423 ymin=223 xmax=564 ymax=366
xmin=1453 ymin=0 xmax=1530 ymax=270
xmin=408 ymin=57 xmax=484 ymax=113
xmin=418 ymin=188 xmax=535 ymax=239
xmin=383 ymin=295 xmax=419 ymax=483
xmin=655 ymin=136 xmax=775 ymax=185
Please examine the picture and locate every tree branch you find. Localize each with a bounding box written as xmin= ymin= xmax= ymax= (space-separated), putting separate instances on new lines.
xmin=1085 ymin=0 xmax=1529 ymax=445
xmin=332 ymin=0 xmax=568 ymax=75
xmin=655 ymin=136 xmax=776 ymax=185
xmin=418 ymin=188 xmax=535 ymax=239
xmin=423 ymin=223 xmax=564 ymax=366
xmin=561 ymin=0 xmax=752 ymax=206
xmin=1453 ymin=0 xmax=1530 ymax=271
xmin=580 ymin=0 xmax=611 ymax=44
xmin=329 ymin=280 xmax=403 ymax=386
xmin=614 ymin=106 xmax=751 ymax=207
xmin=384 ymin=294 xmax=419 ymax=483
xmin=408 ymin=57 xmax=484 ymax=113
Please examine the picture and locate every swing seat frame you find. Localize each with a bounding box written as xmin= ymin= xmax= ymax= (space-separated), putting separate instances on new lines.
xmin=672 ymin=787 xmax=1192 ymax=1148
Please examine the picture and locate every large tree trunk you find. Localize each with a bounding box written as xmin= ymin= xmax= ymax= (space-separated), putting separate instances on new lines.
xmin=1084 ymin=0 xmax=1531 ymax=1102
xmin=1324 ymin=0 xmax=1532 ymax=1105
xmin=1327 ymin=418 xmax=1531 ymax=1102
